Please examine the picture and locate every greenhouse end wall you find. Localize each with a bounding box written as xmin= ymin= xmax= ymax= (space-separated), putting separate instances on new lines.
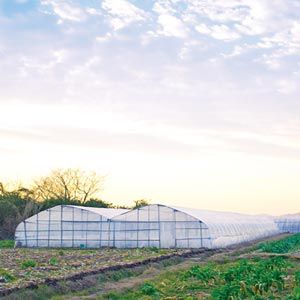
xmin=275 ymin=215 xmax=300 ymax=233
xmin=15 ymin=206 xmax=127 ymax=248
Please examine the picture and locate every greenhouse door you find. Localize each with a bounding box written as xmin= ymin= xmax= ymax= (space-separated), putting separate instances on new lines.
xmin=160 ymin=222 xmax=175 ymax=248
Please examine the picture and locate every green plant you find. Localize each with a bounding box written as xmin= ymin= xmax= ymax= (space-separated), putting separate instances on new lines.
xmin=140 ymin=282 xmax=159 ymax=296
xmin=21 ymin=259 xmax=37 ymax=269
xmin=183 ymin=264 xmax=218 ymax=285
xmin=49 ymin=257 xmax=58 ymax=266
xmin=0 ymin=239 xmax=14 ymax=248
xmin=259 ymin=234 xmax=300 ymax=253
xmin=0 ymin=268 xmax=16 ymax=282
xmin=295 ymin=271 xmax=300 ymax=286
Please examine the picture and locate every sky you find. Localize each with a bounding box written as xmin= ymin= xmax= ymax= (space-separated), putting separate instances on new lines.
xmin=0 ymin=0 xmax=300 ymax=215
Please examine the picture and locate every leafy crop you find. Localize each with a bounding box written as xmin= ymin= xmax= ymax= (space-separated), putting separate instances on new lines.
xmin=212 ymin=257 xmax=288 ymax=299
xmin=259 ymin=234 xmax=300 ymax=253
xmin=49 ymin=257 xmax=58 ymax=266
xmin=103 ymin=256 xmax=295 ymax=300
xmin=21 ymin=259 xmax=37 ymax=269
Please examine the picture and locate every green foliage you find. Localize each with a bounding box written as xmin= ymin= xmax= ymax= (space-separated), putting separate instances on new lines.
xmin=21 ymin=259 xmax=37 ymax=269
xmin=213 ymin=257 xmax=288 ymax=299
xmin=58 ymin=250 xmax=64 ymax=256
xmin=0 ymin=268 xmax=16 ymax=282
xmin=0 ymin=239 xmax=14 ymax=248
xmin=0 ymin=190 xmax=37 ymax=239
xmin=140 ymin=282 xmax=159 ymax=296
xmin=259 ymin=234 xmax=300 ymax=253
xmin=133 ymin=199 xmax=150 ymax=209
xmin=295 ymin=270 xmax=300 ymax=286
xmin=183 ymin=264 xmax=218 ymax=284
xmin=49 ymin=257 xmax=58 ymax=266
xmin=103 ymin=256 xmax=294 ymax=300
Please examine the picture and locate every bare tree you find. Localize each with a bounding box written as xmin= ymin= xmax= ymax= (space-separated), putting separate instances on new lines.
xmin=33 ymin=168 xmax=104 ymax=202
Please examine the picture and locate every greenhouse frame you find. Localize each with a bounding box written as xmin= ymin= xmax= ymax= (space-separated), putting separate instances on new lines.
xmin=15 ymin=204 xmax=279 ymax=249
xmin=15 ymin=205 xmax=129 ymax=248
xmin=111 ymin=204 xmax=279 ymax=248
xmin=275 ymin=214 xmax=300 ymax=233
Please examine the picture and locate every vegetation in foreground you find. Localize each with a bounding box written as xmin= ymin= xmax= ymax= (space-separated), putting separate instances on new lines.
xmin=98 ymin=234 xmax=300 ymax=300
xmin=0 ymin=247 xmax=180 ymax=294
xmin=101 ymin=256 xmax=300 ymax=300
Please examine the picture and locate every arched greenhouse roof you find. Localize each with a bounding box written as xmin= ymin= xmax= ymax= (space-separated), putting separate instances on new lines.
xmin=168 ymin=205 xmax=276 ymax=226
xmin=67 ymin=205 xmax=129 ymax=219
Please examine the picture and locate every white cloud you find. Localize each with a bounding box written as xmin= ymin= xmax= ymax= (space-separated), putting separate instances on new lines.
xmin=86 ymin=8 xmax=102 ymax=16
xmin=41 ymin=0 xmax=86 ymax=22
xmin=102 ymin=0 xmax=147 ymax=30
xmin=196 ymin=23 xmax=240 ymax=41
xmin=157 ymin=14 xmax=188 ymax=38
xmin=195 ymin=23 xmax=211 ymax=35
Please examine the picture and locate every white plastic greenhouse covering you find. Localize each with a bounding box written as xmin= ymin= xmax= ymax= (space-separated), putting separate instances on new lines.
xmin=111 ymin=204 xmax=279 ymax=249
xmin=15 ymin=204 xmax=279 ymax=249
xmin=15 ymin=205 xmax=129 ymax=248
xmin=275 ymin=214 xmax=300 ymax=233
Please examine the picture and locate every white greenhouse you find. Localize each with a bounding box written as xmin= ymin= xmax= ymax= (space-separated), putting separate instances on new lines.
xmin=275 ymin=214 xmax=300 ymax=233
xmin=15 ymin=205 xmax=129 ymax=248
xmin=111 ymin=204 xmax=279 ymax=248
xmin=15 ymin=204 xmax=279 ymax=249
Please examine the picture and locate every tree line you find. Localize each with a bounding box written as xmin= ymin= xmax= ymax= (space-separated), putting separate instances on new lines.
xmin=0 ymin=169 xmax=149 ymax=239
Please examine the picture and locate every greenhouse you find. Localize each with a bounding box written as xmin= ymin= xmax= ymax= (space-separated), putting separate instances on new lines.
xmin=15 ymin=205 xmax=128 ymax=248
xmin=111 ymin=204 xmax=279 ymax=249
xmin=15 ymin=204 xmax=280 ymax=249
xmin=275 ymin=214 xmax=300 ymax=233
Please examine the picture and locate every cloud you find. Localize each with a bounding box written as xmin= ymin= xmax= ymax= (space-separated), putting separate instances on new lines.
xmin=157 ymin=14 xmax=188 ymax=38
xmin=41 ymin=0 xmax=86 ymax=22
xmin=196 ymin=23 xmax=240 ymax=41
xmin=102 ymin=0 xmax=147 ymax=30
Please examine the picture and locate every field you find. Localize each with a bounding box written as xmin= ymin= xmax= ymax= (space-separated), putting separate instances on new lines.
xmin=0 ymin=246 xmax=188 ymax=297
xmin=0 ymin=234 xmax=300 ymax=299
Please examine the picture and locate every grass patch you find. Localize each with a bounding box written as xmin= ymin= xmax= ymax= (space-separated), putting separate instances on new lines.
xmin=0 ymin=240 xmax=14 ymax=248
